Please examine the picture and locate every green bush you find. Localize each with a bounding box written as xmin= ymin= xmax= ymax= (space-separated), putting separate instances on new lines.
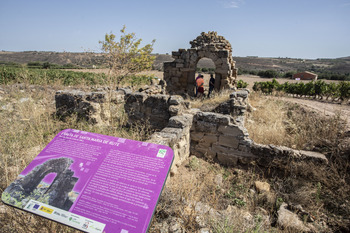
xmin=252 ymin=79 xmax=350 ymax=101
xmin=201 ymin=67 xmax=208 ymax=73
xmin=236 ymin=80 xmax=248 ymax=88
xmin=257 ymin=70 xmax=279 ymax=78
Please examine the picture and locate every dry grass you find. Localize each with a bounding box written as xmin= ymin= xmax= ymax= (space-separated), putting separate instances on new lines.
xmin=149 ymin=156 xmax=275 ymax=233
xmin=245 ymin=92 xmax=347 ymax=150
xmin=190 ymin=89 xmax=231 ymax=111
xmin=245 ymin=93 xmax=289 ymax=147
xmin=156 ymin=91 xmax=350 ymax=232
xmin=1 ymin=84 xmax=350 ymax=232
xmin=244 ymin=92 xmax=350 ymax=231
xmin=0 ymin=84 xmax=150 ymax=232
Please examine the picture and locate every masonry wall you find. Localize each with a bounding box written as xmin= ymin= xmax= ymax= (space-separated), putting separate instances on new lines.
xmin=148 ymin=114 xmax=194 ymax=175
xmin=55 ymin=89 xmax=328 ymax=173
xmin=191 ymin=112 xmax=256 ymax=166
xmin=55 ymin=89 xmax=125 ymax=126
xmin=164 ymin=32 xmax=238 ymax=96
xmin=124 ymin=93 xmax=187 ymax=130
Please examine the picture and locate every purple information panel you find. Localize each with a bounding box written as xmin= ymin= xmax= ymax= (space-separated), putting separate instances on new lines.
xmin=2 ymin=129 xmax=174 ymax=233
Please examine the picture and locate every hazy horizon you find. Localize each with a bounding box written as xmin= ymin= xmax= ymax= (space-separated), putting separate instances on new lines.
xmin=1 ymin=0 xmax=350 ymax=60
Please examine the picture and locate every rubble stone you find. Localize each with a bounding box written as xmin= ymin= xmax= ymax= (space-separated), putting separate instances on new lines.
xmin=255 ymin=181 xmax=271 ymax=193
xmin=277 ymin=203 xmax=311 ymax=232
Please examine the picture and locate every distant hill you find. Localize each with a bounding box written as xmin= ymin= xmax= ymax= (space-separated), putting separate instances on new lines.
xmin=0 ymin=51 xmax=105 ymax=68
xmin=1 ymin=51 xmax=349 ymax=74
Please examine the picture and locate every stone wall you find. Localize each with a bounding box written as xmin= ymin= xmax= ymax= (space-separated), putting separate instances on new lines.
xmin=3 ymin=157 xmax=78 ymax=211
xmin=55 ymin=83 xmax=168 ymax=128
xmin=124 ymin=93 xmax=188 ymax=130
xmin=148 ymin=114 xmax=194 ymax=175
xmin=164 ymin=32 xmax=238 ymax=96
xmin=190 ymin=110 xmax=327 ymax=167
xmin=190 ymin=112 xmax=255 ymax=166
xmin=55 ymin=89 xmax=124 ymax=126
xmin=55 ymin=88 xmax=328 ymax=173
xmin=213 ymin=89 xmax=249 ymax=125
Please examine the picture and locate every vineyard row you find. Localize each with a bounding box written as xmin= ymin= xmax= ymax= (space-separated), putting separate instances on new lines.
xmin=252 ymin=79 xmax=350 ymax=101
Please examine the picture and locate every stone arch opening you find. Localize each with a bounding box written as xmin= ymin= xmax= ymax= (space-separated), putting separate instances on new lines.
xmin=195 ymin=57 xmax=216 ymax=95
xmin=4 ymin=157 xmax=78 ymax=210
xmin=164 ymin=31 xmax=238 ymax=96
xmin=21 ymin=157 xmax=73 ymax=194
xmin=41 ymin=172 xmax=58 ymax=190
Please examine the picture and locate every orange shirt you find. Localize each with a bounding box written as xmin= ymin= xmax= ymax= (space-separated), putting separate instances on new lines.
xmin=196 ymin=78 xmax=204 ymax=87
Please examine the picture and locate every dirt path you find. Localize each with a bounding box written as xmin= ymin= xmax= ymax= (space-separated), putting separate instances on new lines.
xmin=272 ymin=96 xmax=350 ymax=130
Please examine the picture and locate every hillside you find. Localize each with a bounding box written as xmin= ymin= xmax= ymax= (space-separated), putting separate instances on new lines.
xmin=0 ymin=51 xmax=105 ymax=67
xmin=1 ymin=51 xmax=350 ymax=75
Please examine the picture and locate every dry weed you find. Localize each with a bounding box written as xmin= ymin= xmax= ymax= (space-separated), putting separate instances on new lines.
xmin=190 ymin=90 xmax=231 ymax=111
xmin=244 ymin=92 xmax=350 ymax=231
xmin=150 ymin=156 xmax=276 ymax=232
xmin=246 ymin=92 xmax=347 ymax=150
xmin=0 ymin=84 xmax=150 ymax=232
xmin=245 ymin=93 xmax=289 ymax=146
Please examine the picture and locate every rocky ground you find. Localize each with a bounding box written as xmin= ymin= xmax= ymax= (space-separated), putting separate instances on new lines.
xmin=1 ymin=84 xmax=349 ymax=232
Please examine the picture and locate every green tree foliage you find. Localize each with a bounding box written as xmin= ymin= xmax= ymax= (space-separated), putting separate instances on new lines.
xmin=26 ymin=61 xmax=80 ymax=69
xmin=283 ymin=71 xmax=297 ymax=78
xmin=338 ymin=81 xmax=350 ymax=100
xmin=257 ymin=70 xmax=279 ymax=78
xmin=201 ymin=67 xmax=208 ymax=73
xmin=100 ymin=25 xmax=155 ymax=86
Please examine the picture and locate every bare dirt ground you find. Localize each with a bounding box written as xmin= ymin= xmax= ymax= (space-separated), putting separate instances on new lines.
xmin=239 ymin=74 xmax=350 ymax=129
xmin=270 ymin=96 xmax=350 ymax=131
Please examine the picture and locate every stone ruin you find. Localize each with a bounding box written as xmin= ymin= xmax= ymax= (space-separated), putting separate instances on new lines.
xmin=3 ymin=157 xmax=78 ymax=211
xmin=53 ymin=31 xmax=327 ymax=176
xmin=164 ymin=32 xmax=238 ymax=96
xmin=55 ymin=88 xmax=327 ymax=175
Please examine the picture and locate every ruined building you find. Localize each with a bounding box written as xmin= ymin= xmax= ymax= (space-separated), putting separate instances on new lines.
xmin=163 ymin=32 xmax=238 ymax=96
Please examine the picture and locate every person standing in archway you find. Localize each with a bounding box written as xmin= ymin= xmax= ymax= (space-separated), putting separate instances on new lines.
xmin=195 ymin=74 xmax=202 ymax=97
xmin=208 ymin=73 xmax=215 ymax=98
xmin=196 ymin=74 xmax=204 ymax=98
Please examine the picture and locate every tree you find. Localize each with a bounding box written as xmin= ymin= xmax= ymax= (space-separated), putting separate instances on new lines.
xmin=99 ymin=25 xmax=155 ymax=87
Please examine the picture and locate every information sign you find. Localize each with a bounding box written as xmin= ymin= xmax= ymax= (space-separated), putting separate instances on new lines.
xmin=2 ymin=129 xmax=174 ymax=233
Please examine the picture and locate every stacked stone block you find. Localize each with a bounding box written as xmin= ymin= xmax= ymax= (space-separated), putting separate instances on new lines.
xmin=190 ymin=112 xmax=255 ymax=166
xmin=55 ymin=89 xmax=124 ymax=126
xmin=55 ymin=88 xmax=328 ymax=172
xmin=148 ymin=114 xmax=194 ymax=175
xmin=214 ymin=89 xmax=249 ymax=125
xmin=164 ymin=31 xmax=238 ymax=96
xmin=124 ymin=93 xmax=188 ymax=130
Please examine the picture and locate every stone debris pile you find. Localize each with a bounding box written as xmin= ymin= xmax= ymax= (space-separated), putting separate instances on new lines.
xmin=190 ymin=31 xmax=232 ymax=51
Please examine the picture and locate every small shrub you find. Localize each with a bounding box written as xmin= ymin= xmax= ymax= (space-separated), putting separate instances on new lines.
xmin=236 ymin=80 xmax=248 ymax=88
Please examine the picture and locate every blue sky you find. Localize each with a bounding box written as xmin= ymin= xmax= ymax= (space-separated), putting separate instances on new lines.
xmin=1 ymin=0 xmax=349 ymax=59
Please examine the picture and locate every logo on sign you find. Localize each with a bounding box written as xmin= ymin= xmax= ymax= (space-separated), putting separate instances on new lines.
xmin=39 ymin=206 xmax=53 ymax=214
xmin=157 ymin=149 xmax=167 ymax=158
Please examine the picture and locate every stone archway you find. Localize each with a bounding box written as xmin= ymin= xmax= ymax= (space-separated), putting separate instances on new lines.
xmin=164 ymin=31 xmax=238 ymax=96
xmin=4 ymin=157 xmax=78 ymax=210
